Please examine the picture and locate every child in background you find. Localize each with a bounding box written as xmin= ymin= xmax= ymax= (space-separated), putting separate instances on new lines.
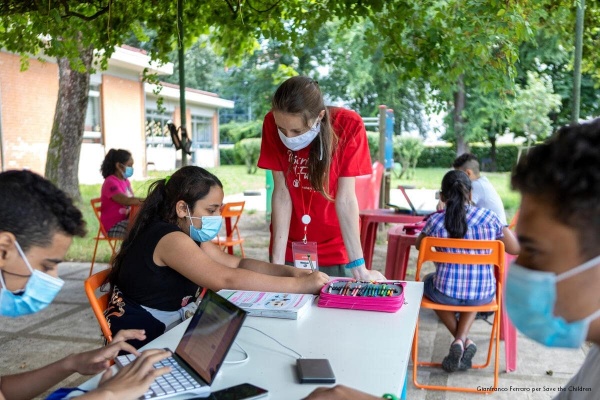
xmin=100 ymin=149 xmax=144 ymax=237
xmin=415 ymin=170 xmax=519 ymax=372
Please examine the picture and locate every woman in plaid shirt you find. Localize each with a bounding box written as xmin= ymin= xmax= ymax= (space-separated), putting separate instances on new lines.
xmin=415 ymin=170 xmax=519 ymax=373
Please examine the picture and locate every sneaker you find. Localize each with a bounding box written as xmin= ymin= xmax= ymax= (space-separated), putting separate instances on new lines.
xmin=442 ymin=340 xmax=464 ymax=372
xmin=459 ymin=340 xmax=477 ymax=371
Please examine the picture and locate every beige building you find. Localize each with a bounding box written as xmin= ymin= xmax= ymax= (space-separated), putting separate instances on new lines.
xmin=0 ymin=45 xmax=234 ymax=184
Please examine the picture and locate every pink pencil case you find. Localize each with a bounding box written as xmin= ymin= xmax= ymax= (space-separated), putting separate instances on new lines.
xmin=318 ymin=278 xmax=406 ymax=313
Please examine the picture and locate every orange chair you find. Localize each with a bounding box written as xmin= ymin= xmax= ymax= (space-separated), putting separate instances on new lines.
xmin=84 ymin=268 xmax=113 ymax=343
xmin=89 ymin=198 xmax=123 ymax=277
xmin=508 ymin=209 xmax=519 ymax=231
xmin=213 ymin=201 xmax=245 ymax=257
xmin=355 ymin=161 xmax=384 ymax=210
xmin=412 ymin=237 xmax=505 ymax=394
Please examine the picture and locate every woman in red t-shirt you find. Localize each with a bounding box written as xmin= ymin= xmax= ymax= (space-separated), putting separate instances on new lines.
xmin=258 ymin=76 xmax=385 ymax=280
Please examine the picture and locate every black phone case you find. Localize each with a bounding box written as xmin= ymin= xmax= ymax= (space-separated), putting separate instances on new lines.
xmin=296 ymin=358 xmax=336 ymax=384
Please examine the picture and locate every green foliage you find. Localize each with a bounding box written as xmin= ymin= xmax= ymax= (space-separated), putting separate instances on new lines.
xmin=234 ymin=138 xmax=262 ymax=174
xmin=393 ymin=136 xmax=425 ymax=179
xmin=366 ymin=131 xmax=379 ymax=162
xmin=220 ymin=120 xmax=262 ymax=144
xmin=416 ymin=144 xmax=456 ymax=170
xmin=219 ymin=146 xmax=239 ymax=165
xmin=469 ymin=145 xmax=520 ymax=173
xmin=509 ymin=72 xmax=562 ymax=143
xmin=418 ymin=144 xmax=520 ymax=172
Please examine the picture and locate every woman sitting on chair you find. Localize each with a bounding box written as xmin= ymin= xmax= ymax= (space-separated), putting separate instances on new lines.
xmin=100 ymin=149 xmax=144 ymax=238
xmin=105 ymin=166 xmax=329 ymax=348
xmin=414 ymin=170 xmax=519 ymax=373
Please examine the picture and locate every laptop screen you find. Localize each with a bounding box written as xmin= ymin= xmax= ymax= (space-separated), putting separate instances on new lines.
xmin=175 ymin=289 xmax=247 ymax=385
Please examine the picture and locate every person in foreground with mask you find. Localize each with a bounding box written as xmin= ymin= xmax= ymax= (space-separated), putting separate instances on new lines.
xmin=100 ymin=148 xmax=144 ymax=238
xmin=506 ymin=118 xmax=600 ymax=399
xmin=258 ymin=76 xmax=385 ymax=281
xmin=0 ymin=169 xmax=172 ymax=400
xmin=304 ymin=118 xmax=600 ymax=399
xmin=105 ymin=166 xmax=329 ymax=348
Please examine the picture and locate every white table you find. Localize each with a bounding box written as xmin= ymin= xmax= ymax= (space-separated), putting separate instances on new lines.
xmin=80 ymin=281 xmax=423 ymax=399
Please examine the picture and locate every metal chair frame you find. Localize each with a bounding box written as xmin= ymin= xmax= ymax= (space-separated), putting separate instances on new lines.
xmin=412 ymin=237 xmax=505 ymax=394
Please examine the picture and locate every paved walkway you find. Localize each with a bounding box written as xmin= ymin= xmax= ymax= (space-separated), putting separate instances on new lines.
xmin=0 ymin=191 xmax=592 ymax=399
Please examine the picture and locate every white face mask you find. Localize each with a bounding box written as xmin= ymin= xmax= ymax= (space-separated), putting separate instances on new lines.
xmin=278 ymin=118 xmax=320 ymax=152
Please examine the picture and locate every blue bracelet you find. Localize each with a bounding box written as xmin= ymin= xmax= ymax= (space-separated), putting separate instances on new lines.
xmin=345 ymin=258 xmax=365 ymax=269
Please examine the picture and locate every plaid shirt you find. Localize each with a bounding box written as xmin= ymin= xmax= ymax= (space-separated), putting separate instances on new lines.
xmin=421 ymin=206 xmax=504 ymax=300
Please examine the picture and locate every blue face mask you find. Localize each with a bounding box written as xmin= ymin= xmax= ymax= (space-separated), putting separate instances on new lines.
xmin=505 ymin=254 xmax=600 ymax=348
xmin=186 ymin=206 xmax=222 ymax=243
xmin=124 ymin=166 xmax=134 ymax=178
xmin=0 ymin=240 xmax=65 ymax=317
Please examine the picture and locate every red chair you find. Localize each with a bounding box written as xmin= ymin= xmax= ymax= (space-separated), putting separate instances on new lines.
xmin=355 ymin=161 xmax=384 ymax=210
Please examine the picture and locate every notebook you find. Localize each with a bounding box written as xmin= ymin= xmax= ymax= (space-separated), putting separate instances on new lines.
xmin=116 ymin=289 xmax=247 ymax=399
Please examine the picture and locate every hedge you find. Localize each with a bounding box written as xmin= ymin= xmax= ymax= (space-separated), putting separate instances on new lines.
xmin=223 ymin=134 xmax=521 ymax=173
xmin=417 ymin=144 xmax=520 ymax=172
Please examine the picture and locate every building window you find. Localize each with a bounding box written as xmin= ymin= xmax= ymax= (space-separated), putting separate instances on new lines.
xmin=145 ymin=109 xmax=173 ymax=147
xmin=83 ymin=84 xmax=102 ymax=143
xmin=191 ymin=115 xmax=212 ymax=148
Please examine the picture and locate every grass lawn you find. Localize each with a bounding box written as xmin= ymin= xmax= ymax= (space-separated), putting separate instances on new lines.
xmin=67 ymin=166 xmax=519 ymax=262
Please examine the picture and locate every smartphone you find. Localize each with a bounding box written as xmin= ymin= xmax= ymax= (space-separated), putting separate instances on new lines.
xmin=207 ymin=383 xmax=268 ymax=400
xmin=296 ymin=358 xmax=336 ymax=384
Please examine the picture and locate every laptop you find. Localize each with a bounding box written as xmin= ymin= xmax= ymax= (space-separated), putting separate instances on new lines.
xmin=388 ymin=186 xmax=434 ymax=216
xmin=116 ymin=289 xmax=247 ymax=399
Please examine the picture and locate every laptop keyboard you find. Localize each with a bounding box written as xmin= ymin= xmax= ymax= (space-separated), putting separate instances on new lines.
xmin=116 ymin=353 xmax=204 ymax=399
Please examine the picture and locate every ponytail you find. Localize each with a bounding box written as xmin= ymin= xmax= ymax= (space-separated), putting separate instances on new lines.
xmin=440 ymin=170 xmax=472 ymax=238
xmin=101 ymin=149 xmax=132 ymax=178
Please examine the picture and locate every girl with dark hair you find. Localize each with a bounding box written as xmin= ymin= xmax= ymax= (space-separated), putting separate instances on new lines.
xmin=415 ymin=170 xmax=519 ymax=373
xmin=100 ymin=148 xmax=144 ymax=237
xmin=258 ymin=76 xmax=384 ymax=280
xmin=106 ymin=166 xmax=329 ymax=348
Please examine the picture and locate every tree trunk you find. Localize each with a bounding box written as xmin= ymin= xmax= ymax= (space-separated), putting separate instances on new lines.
xmin=489 ymin=134 xmax=498 ymax=172
xmin=45 ymin=45 xmax=94 ymax=202
xmin=453 ymin=75 xmax=468 ymax=155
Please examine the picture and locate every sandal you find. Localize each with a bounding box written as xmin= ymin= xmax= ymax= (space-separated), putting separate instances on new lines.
xmin=459 ymin=339 xmax=477 ymax=371
xmin=442 ymin=339 xmax=464 ymax=372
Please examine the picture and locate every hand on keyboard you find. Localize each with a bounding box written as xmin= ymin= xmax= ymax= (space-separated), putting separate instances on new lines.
xmin=87 ymin=348 xmax=172 ymax=400
xmin=68 ymin=329 xmax=147 ymax=376
xmin=116 ymin=352 xmax=205 ymax=398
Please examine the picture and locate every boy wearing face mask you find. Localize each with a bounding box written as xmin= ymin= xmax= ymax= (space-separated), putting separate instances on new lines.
xmin=258 ymin=76 xmax=385 ymax=281
xmin=507 ymin=118 xmax=600 ymax=398
xmin=0 ymin=170 xmax=172 ymax=400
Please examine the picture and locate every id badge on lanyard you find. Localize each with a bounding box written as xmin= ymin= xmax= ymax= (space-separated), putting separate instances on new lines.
xmin=292 ymin=241 xmax=319 ymax=270
xmin=292 ymin=152 xmax=318 ymax=270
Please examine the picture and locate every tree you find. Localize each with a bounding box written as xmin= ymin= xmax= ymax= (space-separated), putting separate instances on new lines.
xmin=0 ymin=0 xmax=383 ymax=200
xmin=509 ymin=71 xmax=562 ymax=145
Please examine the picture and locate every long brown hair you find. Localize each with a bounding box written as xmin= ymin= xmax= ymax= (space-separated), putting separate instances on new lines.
xmin=106 ymin=166 xmax=223 ymax=288
xmin=272 ymin=76 xmax=338 ymax=200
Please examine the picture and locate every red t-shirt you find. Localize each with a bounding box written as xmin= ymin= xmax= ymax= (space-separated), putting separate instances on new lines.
xmin=257 ymin=107 xmax=372 ymax=265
